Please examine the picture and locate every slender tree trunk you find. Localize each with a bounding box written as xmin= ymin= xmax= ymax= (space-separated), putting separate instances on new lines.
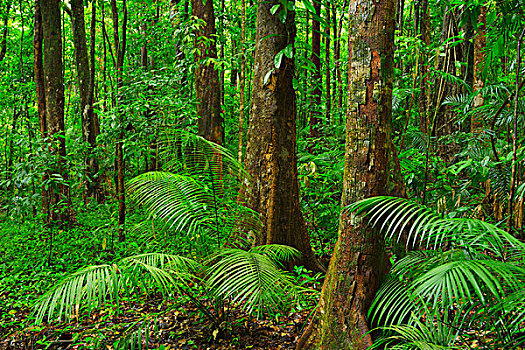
xmin=242 ymin=0 xmax=322 ymax=272
xmin=418 ymin=0 xmax=430 ymax=134
xmin=18 ymin=0 xmax=24 ymax=74
xmin=324 ymin=0 xmax=331 ymax=124
xmin=471 ymin=4 xmax=486 ymax=133
xmin=70 ymin=0 xmax=101 ymax=201
xmin=0 ymin=0 xmax=11 ymax=61
xmin=396 ymin=0 xmax=404 ymax=34
xmin=237 ymin=0 xmax=246 ymax=164
xmin=335 ymin=0 xmax=347 ymax=112
xmin=508 ymin=28 xmax=525 ymax=234
xmin=219 ymin=0 xmax=225 ymax=105
xmin=432 ymin=8 xmax=462 ymax=161
xmin=34 ymin=1 xmax=49 ymax=221
xmin=111 ymin=0 xmax=127 ymax=241
xmin=40 ymin=0 xmax=73 ymax=225
xmin=296 ymin=0 xmax=403 ymax=348
xmin=192 ymin=0 xmax=224 ymax=145
xmin=309 ymin=0 xmax=322 ymax=139
xmin=140 ymin=15 xmax=158 ymax=173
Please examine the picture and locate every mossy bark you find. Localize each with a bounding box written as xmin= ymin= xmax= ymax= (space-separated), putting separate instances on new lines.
xmin=296 ymin=0 xmax=401 ymax=348
xmin=242 ymin=1 xmax=322 ymax=272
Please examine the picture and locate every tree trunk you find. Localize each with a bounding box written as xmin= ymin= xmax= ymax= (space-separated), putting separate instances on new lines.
xmin=471 ymin=4 xmax=486 ymax=133
xmin=324 ymin=0 xmax=330 ymax=124
xmin=70 ymin=0 xmax=101 ymax=202
xmin=242 ymin=0 xmax=322 ymax=272
xmin=40 ymin=0 xmax=73 ymax=226
xmin=433 ymin=8 xmax=462 ymax=161
xmin=296 ymin=0 xmax=402 ymax=348
xmin=0 ymin=0 xmax=11 ymax=62
xmin=237 ymin=0 xmax=246 ymax=164
xmin=192 ymin=0 xmax=224 ymax=145
xmin=309 ymin=0 xmax=321 ymax=139
xmin=34 ymin=1 xmax=49 ymax=220
xmin=111 ymin=0 xmax=127 ymax=241
xmin=418 ymin=0 xmax=430 ymax=134
xmin=335 ymin=0 xmax=347 ymax=113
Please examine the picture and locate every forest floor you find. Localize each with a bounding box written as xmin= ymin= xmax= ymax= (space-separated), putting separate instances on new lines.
xmin=1 ymin=293 xmax=314 ymax=349
xmin=0 ymin=205 xmax=321 ymax=349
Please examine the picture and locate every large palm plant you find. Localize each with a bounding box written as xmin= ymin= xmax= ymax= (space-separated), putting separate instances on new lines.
xmin=347 ymin=196 xmax=525 ymax=349
xmin=33 ymin=131 xmax=303 ymax=346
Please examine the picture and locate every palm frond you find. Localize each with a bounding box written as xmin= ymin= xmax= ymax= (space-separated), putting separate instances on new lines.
xmin=249 ymin=244 xmax=301 ymax=263
xmin=369 ymin=277 xmax=415 ymax=327
xmin=34 ymin=253 xmax=197 ymax=323
xmin=206 ymin=247 xmax=299 ymax=316
xmin=128 ymin=172 xmax=216 ymax=235
xmin=158 ymin=129 xmax=245 ymax=179
xmin=371 ymin=316 xmax=461 ymax=350
xmin=347 ymin=196 xmax=524 ymax=254
xmin=34 ymin=264 xmax=118 ymax=323
xmin=122 ymin=253 xmax=199 ymax=295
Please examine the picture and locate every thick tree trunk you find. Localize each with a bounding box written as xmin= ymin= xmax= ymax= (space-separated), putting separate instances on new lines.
xmin=242 ymin=0 xmax=322 ymax=272
xmin=192 ymin=0 xmax=224 ymax=145
xmin=309 ymin=0 xmax=321 ymax=139
xmin=40 ymin=0 xmax=73 ymax=225
xmin=296 ymin=0 xmax=401 ymax=348
xmin=70 ymin=0 xmax=101 ymax=202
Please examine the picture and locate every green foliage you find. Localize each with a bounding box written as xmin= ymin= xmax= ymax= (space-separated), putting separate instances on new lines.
xmin=350 ymin=196 xmax=525 ymax=349
xmin=33 ymin=245 xmax=303 ymax=327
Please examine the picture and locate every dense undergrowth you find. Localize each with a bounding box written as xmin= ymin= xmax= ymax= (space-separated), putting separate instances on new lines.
xmin=0 ymin=199 xmax=324 ymax=349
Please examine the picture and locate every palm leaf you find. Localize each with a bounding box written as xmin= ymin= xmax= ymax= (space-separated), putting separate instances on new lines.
xmin=34 ymin=253 xmax=197 ymax=323
xmin=206 ymin=246 xmax=300 ymax=316
xmin=34 ymin=264 xmax=118 ymax=323
xmin=128 ymin=172 xmax=216 ymax=236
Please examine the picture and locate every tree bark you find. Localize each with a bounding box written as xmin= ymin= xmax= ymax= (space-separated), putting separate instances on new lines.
xmin=335 ymin=0 xmax=347 ymax=113
xmin=418 ymin=0 xmax=430 ymax=134
xmin=34 ymin=1 xmax=48 ymax=220
xmin=110 ymin=0 xmax=127 ymax=241
xmin=296 ymin=0 xmax=402 ymax=347
xmin=242 ymin=1 xmax=322 ymax=272
xmin=70 ymin=0 xmax=101 ymax=202
xmin=40 ymin=0 xmax=73 ymax=225
xmin=237 ymin=0 xmax=246 ymax=164
xmin=0 ymin=0 xmax=11 ymax=62
xmin=192 ymin=0 xmax=224 ymax=145
xmin=309 ymin=0 xmax=322 ymax=139
xmin=471 ymin=4 xmax=486 ymax=133
xmin=324 ymin=0 xmax=330 ymax=124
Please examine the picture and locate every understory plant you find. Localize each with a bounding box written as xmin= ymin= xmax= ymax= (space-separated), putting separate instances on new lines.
xmin=33 ymin=132 xmax=305 ymax=346
xmin=349 ymin=196 xmax=525 ymax=350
